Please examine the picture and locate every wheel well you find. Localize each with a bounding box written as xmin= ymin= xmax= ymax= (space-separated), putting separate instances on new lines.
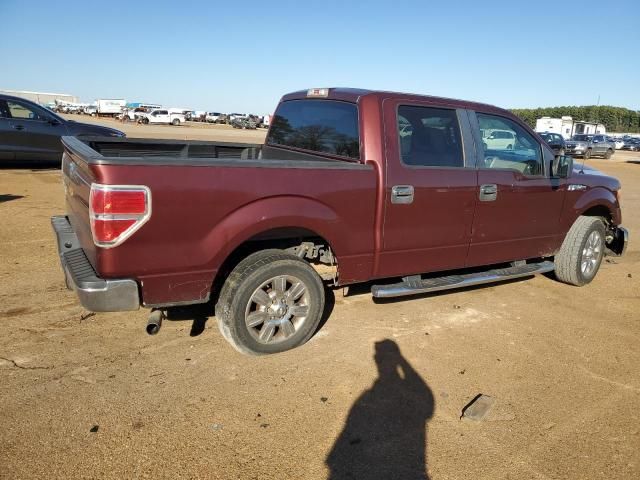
xmin=581 ymin=205 xmax=612 ymax=224
xmin=210 ymin=228 xmax=337 ymax=304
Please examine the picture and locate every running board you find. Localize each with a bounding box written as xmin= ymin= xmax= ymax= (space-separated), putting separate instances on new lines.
xmin=371 ymin=261 xmax=555 ymax=299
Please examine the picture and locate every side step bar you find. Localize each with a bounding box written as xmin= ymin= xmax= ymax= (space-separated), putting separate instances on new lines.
xmin=371 ymin=261 xmax=555 ymax=299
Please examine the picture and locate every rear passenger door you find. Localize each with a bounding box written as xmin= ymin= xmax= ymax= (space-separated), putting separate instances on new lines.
xmin=380 ymin=100 xmax=478 ymax=277
xmin=466 ymin=112 xmax=566 ymax=266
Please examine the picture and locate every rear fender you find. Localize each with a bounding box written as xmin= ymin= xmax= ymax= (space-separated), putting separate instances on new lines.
xmin=203 ymin=195 xmax=342 ymax=270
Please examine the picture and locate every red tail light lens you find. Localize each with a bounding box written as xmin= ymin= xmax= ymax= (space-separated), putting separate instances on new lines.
xmin=89 ymin=184 xmax=151 ymax=248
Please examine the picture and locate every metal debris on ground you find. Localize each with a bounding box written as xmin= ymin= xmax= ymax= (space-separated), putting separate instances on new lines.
xmin=461 ymin=394 xmax=495 ymax=421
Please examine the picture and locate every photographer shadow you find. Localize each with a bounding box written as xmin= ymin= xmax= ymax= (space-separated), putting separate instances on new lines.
xmin=327 ymin=339 xmax=434 ymax=480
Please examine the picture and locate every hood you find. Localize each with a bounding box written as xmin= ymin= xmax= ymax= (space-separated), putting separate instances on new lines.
xmin=66 ymin=121 xmax=125 ymax=138
xmin=573 ymin=163 xmax=621 ymax=190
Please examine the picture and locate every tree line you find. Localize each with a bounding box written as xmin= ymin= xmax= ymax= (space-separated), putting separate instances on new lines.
xmin=510 ymin=106 xmax=640 ymax=133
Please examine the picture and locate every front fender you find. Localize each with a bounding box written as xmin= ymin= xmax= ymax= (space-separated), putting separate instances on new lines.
xmin=562 ymin=186 xmax=621 ymax=230
xmin=202 ymin=195 xmax=343 ymax=270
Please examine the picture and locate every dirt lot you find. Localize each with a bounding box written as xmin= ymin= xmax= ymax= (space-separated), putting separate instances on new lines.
xmin=60 ymin=114 xmax=269 ymax=143
xmin=1 ymin=123 xmax=639 ymax=479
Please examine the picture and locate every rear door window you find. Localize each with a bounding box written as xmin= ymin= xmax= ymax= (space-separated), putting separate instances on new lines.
xmin=397 ymin=105 xmax=463 ymax=167
xmin=267 ymin=100 xmax=360 ymax=159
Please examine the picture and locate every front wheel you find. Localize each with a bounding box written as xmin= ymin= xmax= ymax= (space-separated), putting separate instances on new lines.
xmin=554 ymin=216 xmax=606 ymax=286
xmin=172 ymin=118 xmax=180 ymax=126
xmin=215 ymin=250 xmax=325 ymax=355
xmin=583 ymin=149 xmax=591 ymax=160
xmin=605 ymin=149 xmax=613 ymax=159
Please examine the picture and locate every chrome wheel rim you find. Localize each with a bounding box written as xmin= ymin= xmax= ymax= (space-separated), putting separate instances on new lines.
xmin=245 ymin=275 xmax=310 ymax=344
xmin=581 ymin=230 xmax=602 ymax=277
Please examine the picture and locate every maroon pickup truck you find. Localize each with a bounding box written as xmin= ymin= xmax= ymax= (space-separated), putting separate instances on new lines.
xmin=52 ymin=88 xmax=628 ymax=355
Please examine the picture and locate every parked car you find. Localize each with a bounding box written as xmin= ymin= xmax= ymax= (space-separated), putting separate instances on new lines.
xmin=231 ymin=117 xmax=257 ymax=129
xmin=482 ymin=129 xmax=516 ymax=150
xmin=0 ymin=94 xmax=125 ymax=163
xmin=621 ymin=138 xmax=640 ymax=151
xmin=608 ymin=137 xmax=625 ymax=150
xmin=205 ymin=112 xmax=222 ymax=123
xmin=139 ymin=109 xmax=185 ymax=126
xmin=52 ymin=87 xmax=628 ymax=355
xmin=565 ymin=134 xmax=615 ymax=159
xmin=82 ymin=105 xmax=98 ymax=116
xmin=538 ymin=132 xmax=566 ymax=156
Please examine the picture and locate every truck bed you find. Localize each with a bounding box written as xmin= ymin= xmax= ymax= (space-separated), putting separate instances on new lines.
xmin=61 ymin=136 xmax=377 ymax=307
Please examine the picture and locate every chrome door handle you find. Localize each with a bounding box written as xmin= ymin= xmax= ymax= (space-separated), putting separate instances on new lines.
xmin=479 ymin=184 xmax=498 ymax=201
xmin=391 ymin=185 xmax=414 ymax=204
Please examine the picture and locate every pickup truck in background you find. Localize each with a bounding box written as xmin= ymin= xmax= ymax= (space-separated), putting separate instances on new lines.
xmin=565 ymin=134 xmax=615 ymax=159
xmin=52 ymin=88 xmax=628 ymax=355
xmin=139 ymin=109 xmax=185 ymax=126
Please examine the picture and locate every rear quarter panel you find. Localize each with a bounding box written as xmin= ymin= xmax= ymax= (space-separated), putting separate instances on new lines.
xmin=92 ymin=162 xmax=377 ymax=305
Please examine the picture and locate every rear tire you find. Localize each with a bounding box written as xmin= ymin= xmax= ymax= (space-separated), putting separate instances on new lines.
xmin=172 ymin=118 xmax=180 ymax=126
xmin=554 ymin=216 xmax=606 ymax=286
xmin=605 ymin=149 xmax=613 ymax=159
xmin=215 ymin=250 xmax=325 ymax=355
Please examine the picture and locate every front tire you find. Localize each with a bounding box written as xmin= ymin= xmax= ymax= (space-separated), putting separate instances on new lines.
xmin=583 ymin=149 xmax=591 ymax=160
xmin=605 ymin=149 xmax=613 ymax=159
xmin=554 ymin=216 xmax=606 ymax=286
xmin=215 ymin=250 xmax=325 ymax=355
xmin=172 ymin=118 xmax=180 ymax=126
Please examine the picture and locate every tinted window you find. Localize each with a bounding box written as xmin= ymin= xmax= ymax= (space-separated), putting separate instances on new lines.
xmin=7 ymin=100 xmax=51 ymax=121
xmin=397 ymin=105 xmax=463 ymax=167
xmin=267 ymin=100 xmax=359 ymax=158
xmin=477 ymin=113 xmax=542 ymax=176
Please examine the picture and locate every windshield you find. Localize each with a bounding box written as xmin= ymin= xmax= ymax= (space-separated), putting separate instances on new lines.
xmin=572 ymin=135 xmax=593 ymax=141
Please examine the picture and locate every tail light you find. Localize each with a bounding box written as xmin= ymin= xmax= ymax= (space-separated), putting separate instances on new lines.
xmin=89 ymin=184 xmax=151 ymax=248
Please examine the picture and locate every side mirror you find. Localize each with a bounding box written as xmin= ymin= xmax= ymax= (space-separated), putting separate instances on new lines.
xmin=553 ymin=155 xmax=573 ymax=178
xmin=49 ymin=118 xmax=61 ymax=126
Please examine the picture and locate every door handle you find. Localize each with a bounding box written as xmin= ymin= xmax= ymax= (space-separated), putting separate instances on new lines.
xmin=479 ymin=184 xmax=498 ymax=201
xmin=391 ymin=185 xmax=414 ymax=204
xmin=12 ymin=125 xmax=25 ymax=131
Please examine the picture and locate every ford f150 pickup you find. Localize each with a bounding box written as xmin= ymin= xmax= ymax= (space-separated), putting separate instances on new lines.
xmin=52 ymin=88 xmax=628 ymax=355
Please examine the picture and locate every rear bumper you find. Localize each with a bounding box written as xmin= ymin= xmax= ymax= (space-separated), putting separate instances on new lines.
xmin=51 ymin=215 xmax=140 ymax=312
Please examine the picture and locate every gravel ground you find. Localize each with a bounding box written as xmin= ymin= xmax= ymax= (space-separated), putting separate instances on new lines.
xmin=1 ymin=125 xmax=638 ymax=479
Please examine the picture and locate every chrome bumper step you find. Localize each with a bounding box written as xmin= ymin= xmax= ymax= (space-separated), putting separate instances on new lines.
xmin=371 ymin=261 xmax=555 ymax=299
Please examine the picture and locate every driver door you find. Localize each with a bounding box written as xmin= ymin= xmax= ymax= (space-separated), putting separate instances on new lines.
xmin=6 ymin=99 xmax=67 ymax=162
xmin=467 ymin=111 xmax=567 ymax=266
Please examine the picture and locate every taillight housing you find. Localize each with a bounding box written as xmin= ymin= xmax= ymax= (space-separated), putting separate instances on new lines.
xmin=89 ymin=184 xmax=151 ymax=248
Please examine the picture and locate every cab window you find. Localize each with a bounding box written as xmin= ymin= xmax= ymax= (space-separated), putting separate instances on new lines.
xmin=477 ymin=113 xmax=542 ymax=176
xmin=397 ymin=105 xmax=463 ymax=167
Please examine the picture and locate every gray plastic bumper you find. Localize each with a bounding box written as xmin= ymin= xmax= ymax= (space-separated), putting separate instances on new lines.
xmin=51 ymin=215 xmax=140 ymax=312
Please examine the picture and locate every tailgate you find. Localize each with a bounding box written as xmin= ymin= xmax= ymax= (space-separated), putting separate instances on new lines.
xmin=61 ymin=145 xmax=98 ymax=268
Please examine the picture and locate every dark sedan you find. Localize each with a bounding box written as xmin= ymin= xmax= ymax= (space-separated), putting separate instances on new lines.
xmin=538 ymin=132 xmax=566 ymax=156
xmin=621 ymin=139 xmax=640 ymax=151
xmin=0 ymin=94 xmax=125 ymax=163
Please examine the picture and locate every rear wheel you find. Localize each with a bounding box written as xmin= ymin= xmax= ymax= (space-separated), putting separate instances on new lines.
xmin=215 ymin=250 xmax=325 ymax=355
xmin=605 ymin=149 xmax=613 ymax=159
xmin=554 ymin=216 xmax=606 ymax=286
xmin=172 ymin=118 xmax=180 ymax=126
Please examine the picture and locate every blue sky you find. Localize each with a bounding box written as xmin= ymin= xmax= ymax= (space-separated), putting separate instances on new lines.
xmin=1 ymin=0 xmax=638 ymax=113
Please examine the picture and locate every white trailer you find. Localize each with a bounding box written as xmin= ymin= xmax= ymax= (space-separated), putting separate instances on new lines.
xmin=536 ymin=116 xmax=606 ymax=139
xmin=535 ymin=116 xmax=574 ymax=139
xmin=96 ymin=99 xmax=126 ymax=116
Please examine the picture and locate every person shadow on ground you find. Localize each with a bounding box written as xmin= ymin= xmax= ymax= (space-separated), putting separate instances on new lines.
xmin=326 ymin=339 xmax=435 ymax=480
